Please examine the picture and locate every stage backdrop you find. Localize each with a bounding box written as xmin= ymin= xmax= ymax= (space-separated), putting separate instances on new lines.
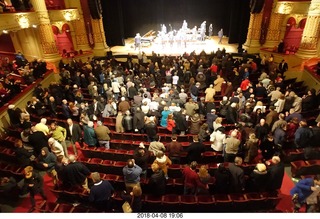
xmin=101 ymin=0 xmax=251 ymax=47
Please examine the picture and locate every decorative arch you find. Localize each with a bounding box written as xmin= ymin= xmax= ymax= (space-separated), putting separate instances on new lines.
xmin=298 ymin=18 xmax=307 ymax=29
xmin=287 ymin=17 xmax=296 ymax=28
xmin=283 ymin=17 xmax=303 ymax=54
xmin=52 ymin=23 xmax=74 ymax=56
xmin=52 ymin=25 xmax=60 ymax=35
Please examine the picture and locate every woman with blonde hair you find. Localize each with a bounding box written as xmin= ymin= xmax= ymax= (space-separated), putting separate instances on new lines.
xmin=253 ymin=101 xmax=266 ymax=113
xmin=197 ymin=165 xmax=211 ymax=195
xmin=213 ymin=117 xmax=223 ymax=131
xmin=121 ymin=184 xmax=142 ymax=212
xmin=160 ymin=106 xmax=171 ymax=127
xmin=244 ymin=133 xmax=259 ymax=163
xmin=152 ymin=151 xmax=172 ymax=179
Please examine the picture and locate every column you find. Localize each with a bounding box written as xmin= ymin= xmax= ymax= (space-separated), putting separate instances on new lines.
xmin=264 ymin=13 xmax=286 ymax=48
xmin=64 ymin=0 xmax=91 ymax=51
xmin=296 ymin=0 xmax=320 ymax=58
xmin=91 ymin=18 xmax=108 ymax=57
xmin=243 ymin=13 xmax=263 ymax=53
xmin=30 ymin=0 xmax=61 ymax=64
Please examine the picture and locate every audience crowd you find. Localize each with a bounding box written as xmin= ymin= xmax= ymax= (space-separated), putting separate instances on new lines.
xmin=2 ymin=48 xmax=320 ymax=212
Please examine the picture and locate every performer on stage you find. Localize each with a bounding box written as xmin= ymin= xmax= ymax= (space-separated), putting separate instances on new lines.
xmin=161 ymin=24 xmax=167 ymax=34
xmin=200 ymin=21 xmax=206 ymax=41
xmin=135 ymin=33 xmax=141 ymax=50
xmin=208 ymin=24 xmax=213 ymax=37
xmin=182 ymin=20 xmax=188 ymax=32
xmin=218 ymin=28 xmax=223 ymax=44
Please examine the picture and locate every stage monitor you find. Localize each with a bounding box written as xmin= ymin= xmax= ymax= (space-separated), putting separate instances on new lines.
xmin=250 ymin=0 xmax=265 ymax=14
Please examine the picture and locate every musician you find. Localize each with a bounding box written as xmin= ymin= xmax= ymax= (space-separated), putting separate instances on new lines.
xmin=209 ymin=24 xmax=213 ymax=37
xmin=135 ymin=33 xmax=141 ymax=51
xmin=218 ymin=28 xmax=223 ymax=44
xmin=200 ymin=21 xmax=206 ymax=41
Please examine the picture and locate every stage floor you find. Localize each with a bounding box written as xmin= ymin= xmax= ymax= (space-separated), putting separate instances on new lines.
xmin=110 ymin=35 xmax=238 ymax=57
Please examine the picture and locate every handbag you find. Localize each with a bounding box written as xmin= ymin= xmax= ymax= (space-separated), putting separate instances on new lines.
xmin=122 ymin=196 xmax=134 ymax=213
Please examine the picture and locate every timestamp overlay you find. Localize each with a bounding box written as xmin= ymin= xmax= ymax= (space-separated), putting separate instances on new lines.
xmin=136 ymin=213 xmax=184 ymax=219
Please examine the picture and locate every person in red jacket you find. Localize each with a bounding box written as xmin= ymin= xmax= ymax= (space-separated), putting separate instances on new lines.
xmin=166 ymin=113 xmax=176 ymax=134
xmin=182 ymin=161 xmax=207 ymax=195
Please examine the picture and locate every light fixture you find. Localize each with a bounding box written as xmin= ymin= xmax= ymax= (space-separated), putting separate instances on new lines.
xmin=32 ymin=24 xmax=37 ymax=28
xmin=16 ymin=14 xmax=30 ymax=29
xmin=63 ymin=10 xmax=74 ymax=21
xmin=2 ymin=30 xmax=8 ymax=34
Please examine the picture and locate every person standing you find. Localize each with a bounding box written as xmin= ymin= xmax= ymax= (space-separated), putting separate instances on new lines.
xmin=83 ymin=121 xmax=98 ymax=147
xmin=50 ymin=122 xmax=68 ymax=157
xmin=94 ymin=121 xmax=111 ymax=149
xmin=228 ymin=157 xmax=245 ymax=193
xmin=266 ymin=156 xmax=285 ymax=192
xmin=218 ymin=28 xmax=223 ymax=44
xmin=66 ymin=118 xmax=81 ymax=156
xmin=23 ymin=166 xmax=47 ymax=212
xmin=59 ymin=155 xmax=91 ymax=192
xmin=148 ymin=163 xmax=167 ymax=197
xmin=182 ymin=161 xmax=207 ymax=195
xmin=186 ymin=135 xmax=206 ymax=164
xmin=134 ymin=33 xmax=141 ymax=51
xmin=123 ymin=159 xmax=142 ymax=193
xmin=89 ymin=172 xmax=115 ymax=212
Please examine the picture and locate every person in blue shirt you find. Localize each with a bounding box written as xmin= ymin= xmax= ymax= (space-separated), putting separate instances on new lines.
xmin=290 ymin=175 xmax=320 ymax=212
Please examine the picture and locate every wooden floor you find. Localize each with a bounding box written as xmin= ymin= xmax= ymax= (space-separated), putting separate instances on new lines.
xmin=110 ymin=35 xmax=238 ymax=57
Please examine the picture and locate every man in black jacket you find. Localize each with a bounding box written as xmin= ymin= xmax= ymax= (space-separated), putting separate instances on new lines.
xmin=266 ymin=156 xmax=285 ymax=192
xmin=23 ymin=166 xmax=47 ymax=212
xmin=59 ymin=155 xmax=91 ymax=192
xmin=133 ymin=107 xmax=145 ymax=133
xmin=144 ymin=117 xmax=157 ymax=142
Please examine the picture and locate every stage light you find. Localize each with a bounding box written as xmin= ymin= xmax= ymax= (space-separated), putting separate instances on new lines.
xmin=2 ymin=30 xmax=9 ymax=34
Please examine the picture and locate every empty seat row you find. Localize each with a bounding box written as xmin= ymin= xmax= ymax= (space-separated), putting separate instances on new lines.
xmin=290 ymin=159 xmax=320 ymax=178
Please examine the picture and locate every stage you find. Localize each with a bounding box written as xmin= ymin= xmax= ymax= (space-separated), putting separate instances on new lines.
xmin=110 ymin=34 xmax=238 ymax=57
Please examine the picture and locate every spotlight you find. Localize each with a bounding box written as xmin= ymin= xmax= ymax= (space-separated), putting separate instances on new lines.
xmin=2 ymin=30 xmax=8 ymax=34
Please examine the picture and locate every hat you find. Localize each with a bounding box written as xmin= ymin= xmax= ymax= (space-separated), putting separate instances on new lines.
xmin=8 ymin=105 xmax=15 ymax=109
xmin=139 ymin=142 xmax=145 ymax=149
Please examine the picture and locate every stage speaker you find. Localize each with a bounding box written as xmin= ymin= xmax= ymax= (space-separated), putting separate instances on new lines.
xmin=250 ymin=0 xmax=265 ymax=13
xmin=88 ymin=0 xmax=102 ymax=19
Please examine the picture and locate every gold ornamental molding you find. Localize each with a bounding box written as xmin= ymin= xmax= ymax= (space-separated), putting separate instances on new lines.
xmin=0 ymin=12 xmax=39 ymax=32
xmin=48 ymin=9 xmax=80 ymax=23
xmin=275 ymin=1 xmax=311 ymax=14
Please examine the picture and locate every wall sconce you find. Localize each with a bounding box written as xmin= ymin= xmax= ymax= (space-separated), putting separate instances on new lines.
xmin=16 ymin=14 xmax=30 ymax=29
xmin=277 ymin=3 xmax=293 ymax=14
xmin=63 ymin=10 xmax=74 ymax=21
xmin=32 ymin=24 xmax=37 ymax=28
xmin=2 ymin=30 xmax=9 ymax=34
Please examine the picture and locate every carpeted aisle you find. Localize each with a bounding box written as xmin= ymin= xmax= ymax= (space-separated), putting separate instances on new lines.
xmin=13 ymin=143 xmax=82 ymax=213
xmin=276 ymin=172 xmax=295 ymax=212
xmin=13 ymin=174 xmax=56 ymax=213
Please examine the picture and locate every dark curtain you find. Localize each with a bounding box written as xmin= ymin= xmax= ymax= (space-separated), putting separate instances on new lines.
xmin=102 ymin=0 xmax=250 ymax=47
